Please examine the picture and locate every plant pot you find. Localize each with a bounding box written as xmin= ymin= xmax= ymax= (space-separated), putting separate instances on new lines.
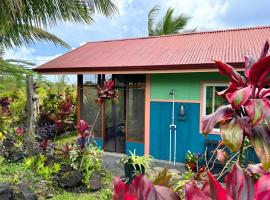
xmin=185 ymin=161 xmax=197 ymax=172
xmin=124 ymin=162 xmax=145 ymax=184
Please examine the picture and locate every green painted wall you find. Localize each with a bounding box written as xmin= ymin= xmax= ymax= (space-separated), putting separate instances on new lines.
xmin=150 ymin=72 xmax=226 ymax=101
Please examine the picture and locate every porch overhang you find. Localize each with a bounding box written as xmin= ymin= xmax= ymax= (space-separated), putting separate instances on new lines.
xmin=33 ymin=62 xmax=244 ymax=75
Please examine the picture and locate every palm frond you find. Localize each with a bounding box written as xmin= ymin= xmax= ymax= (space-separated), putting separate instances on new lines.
xmin=149 ymin=6 xmax=191 ymax=36
xmin=0 ymin=58 xmax=33 ymax=79
xmin=0 ymin=0 xmax=118 ymax=49
xmin=91 ymin=0 xmax=118 ymax=17
xmin=148 ymin=5 xmax=160 ymax=36
xmin=5 ymin=59 xmax=35 ymax=66
xmin=0 ymin=24 xmax=70 ymax=49
xmin=0 ymin=0 xmax=118 ymax=29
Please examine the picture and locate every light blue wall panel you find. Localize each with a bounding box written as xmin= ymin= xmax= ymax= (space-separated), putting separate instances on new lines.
xmin=126 ymin=142 xmax=145 ymax=156
xmin=150 ymin=102 xmax=218 ymax=163
xmin=94 ymin=138 xmax=103 ymax=149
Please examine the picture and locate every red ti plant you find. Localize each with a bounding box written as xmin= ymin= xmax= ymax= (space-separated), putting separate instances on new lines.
xmin=97 ymin=80 xmax=119 ymax=104
xmin=113 ymin=175 xmax=180 ymax=200
xmin=77 ymin=120 xmax=90 ymax=149
xmin=185 ymin=164 xmax=270 ymax=200
xmin=202 ymin=41 xmax=270 ymax=169
xmin=39 ymin=139 xmax=49 ymax=152
xmin=15 ymin=127 xmax=24 ymax=137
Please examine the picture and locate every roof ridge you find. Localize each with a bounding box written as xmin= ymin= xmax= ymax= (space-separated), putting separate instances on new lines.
xmin=86 ymin=25 xmax=270 ymax=44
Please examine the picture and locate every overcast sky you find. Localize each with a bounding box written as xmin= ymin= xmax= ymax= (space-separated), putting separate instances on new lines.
xmin=4 ymin=0 xmax=270 ymax=82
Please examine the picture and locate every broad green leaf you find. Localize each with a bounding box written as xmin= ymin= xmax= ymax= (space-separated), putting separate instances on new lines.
xmin=251 ymin=125 xmax=270 ymax=170
xmin=221 ymin=118 xmax=243 ymax=152
xmin=245 ymin=99 xmax=265 ymax=125
xmin=225 ymin=86 xmax=252 ymax=108
xmin=202 ymin=105 xmax=234 ymax=135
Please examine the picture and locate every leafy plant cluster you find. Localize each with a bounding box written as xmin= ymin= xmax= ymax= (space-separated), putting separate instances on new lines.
xmin=185 ymin=150 xmax=200 ymax=163
xmin=183 ymin=42 xmax=270 ymax=199
xmin=121 ymin=150 xmax=153 ymax=174
xmin=56 ymin=120 xmax=104 ymax=188
xmin=36 ymin=85 xmax=77 ymax=141
xmin=24 ymin=154 xmax=60 ymax=181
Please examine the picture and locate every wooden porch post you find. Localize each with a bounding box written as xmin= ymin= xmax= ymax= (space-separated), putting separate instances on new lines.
xmin=26 ymin=75 xmax=36 ymax=156
xmin=144 ymin=74 xmax=151 ymax=155
xmin=77 ymin=74 xmax=83 ymax=125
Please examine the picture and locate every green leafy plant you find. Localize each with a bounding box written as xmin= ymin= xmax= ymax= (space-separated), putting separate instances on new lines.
xmin=121 ymin=150 xmax=153 ymax=174
xmin=185 ymin=150 xmax=199 ymax=163
xmin=174 ymin=168 xmax=194 ymax=199
xmin=80 ymin=144 xmax=103 ymax=187
xmin=153 ymin=168 xmax=172 ymax=187
xmin=68 ymin=144 xmax=81 ymax=170
xmin=24 ymin=154 xmax=60 ymax=181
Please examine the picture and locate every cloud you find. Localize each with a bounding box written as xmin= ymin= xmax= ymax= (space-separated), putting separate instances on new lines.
xmin=160 ymin=0 xmax=229 ymax=30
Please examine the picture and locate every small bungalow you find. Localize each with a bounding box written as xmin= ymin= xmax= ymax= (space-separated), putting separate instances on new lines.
xmin=34 ymin=26 xmax=270 ymax=163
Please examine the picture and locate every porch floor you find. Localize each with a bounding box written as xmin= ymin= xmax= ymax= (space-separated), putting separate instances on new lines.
xmin=103 ymin=151 xmax=186 ymax=178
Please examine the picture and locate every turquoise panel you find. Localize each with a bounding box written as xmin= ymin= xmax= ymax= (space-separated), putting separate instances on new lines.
xmin=150 ymin=101 xmax=210 ymax=162
xmin=126 ymin=142 xmax=144 ymax=156
xmin=94 ymin=138 xmax=103 ymax=149
xmin=150 ymin=102 xmax=259 ymax=163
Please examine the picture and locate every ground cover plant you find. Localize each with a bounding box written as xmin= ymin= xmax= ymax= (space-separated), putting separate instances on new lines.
xmin=0 ymin=77 xmax=118 ymax=199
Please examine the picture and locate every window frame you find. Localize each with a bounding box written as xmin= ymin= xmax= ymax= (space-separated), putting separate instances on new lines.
xmin=200 ymin=81 xmax=228 ymax=134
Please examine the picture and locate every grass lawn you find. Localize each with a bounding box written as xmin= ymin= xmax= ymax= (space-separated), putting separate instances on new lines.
xmin=53 ymin=132 xmax=77 ymax=147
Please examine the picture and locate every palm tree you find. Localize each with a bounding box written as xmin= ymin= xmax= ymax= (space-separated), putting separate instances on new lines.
xmin=148 ymin=5 xmax=191 ymax=36
xmin=0 ymin=0 xmax=118 ymax=49
xmin=0 ymin=0 xmax=118 ymax=76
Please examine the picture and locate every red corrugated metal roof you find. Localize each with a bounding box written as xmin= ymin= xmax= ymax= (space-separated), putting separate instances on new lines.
xmin=35 ymin=26 xmax=270 ymax=74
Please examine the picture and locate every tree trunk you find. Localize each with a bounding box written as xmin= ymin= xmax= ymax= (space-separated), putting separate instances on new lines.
xmin=26 ymin=75 xmax=36 ymax=156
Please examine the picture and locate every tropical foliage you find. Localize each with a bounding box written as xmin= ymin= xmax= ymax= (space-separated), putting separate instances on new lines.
xmin=148 ymin=5 xmax=191 ymax=36
xmin=202 ymin=41 xmax=270 ymax=169
xmin=113 ymin=175 xmax=180 ymax=200
xmin=185 ymin=164 xmax=270 ymax=200
xmin=0 ymin=0 xmax=118 ymax=49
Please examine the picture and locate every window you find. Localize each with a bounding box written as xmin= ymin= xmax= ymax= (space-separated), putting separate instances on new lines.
xmin=81 ymin=75 xmax=102 ymax=138
xmin=202 ymin=83 xmax=228 ymax=132
xmin=127 ymin=75 xmax=145 ymax=143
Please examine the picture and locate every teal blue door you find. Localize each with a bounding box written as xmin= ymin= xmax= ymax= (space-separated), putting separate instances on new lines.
xmin=150 ymin=102 xmax=205 ymax=163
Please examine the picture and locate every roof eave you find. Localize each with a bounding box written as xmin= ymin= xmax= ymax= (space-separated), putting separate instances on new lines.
xmin=33 ymin=62 xmax=244 ymax=75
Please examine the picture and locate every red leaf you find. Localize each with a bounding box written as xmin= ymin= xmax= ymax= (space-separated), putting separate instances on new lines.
xmin=259 ymin=88 xmax=270 ymax=98
xmin=214 ymin=60 xmax=246 ymax=86
xmin=216 ymin=149 xmax=228 ymax=164
xmin=207 ymin=171 xmax=231 ymax=200
xmin=246 ymin=164 xmax=266 ymax=176
xmin=245 ymin=99 xmax=265 ymax=126
xmin=216 ymin=82 xmax=237 ymax=97
xmin=245 ymin=55 xmax=257 ymax=78
xmin=251 ymin=125 xmax=270 ymax=170
xmin=248 ymin=55 xmax=270 ymax=87
xmin=239 ymin=116 xmax=251 ymax=138
xmin=105 ymin=80 xmax=115 ymax=90
xmin=225 ymin=86 xmax=252 ymax=108
xmin=202 ymin=105 xmax=234 ymax=135
xmin=77 ymin=120 xmax=89 ymax=135
xmin=185 ymin=183 xmax=209 ymax=200
xmin=113 ymin=176 xmax=179 ymax=200
xmin=155 ymin=185 xmax=180 ymax=200
xmin=221 ymin=118 xmax=243 ymax=152
xmin=254 ymin=174 xmax=270 ymax=200
xmin=225 ymin=164 xmax=254 ymax=200
xmin=259 ymin=41 xmax=269 ymax=60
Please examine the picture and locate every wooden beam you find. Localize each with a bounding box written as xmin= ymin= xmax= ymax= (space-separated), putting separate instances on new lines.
xmin=26 ymin=75 xmax=36 ymax=156
xmin=77 ymin=74 xmax=83 ymax=125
